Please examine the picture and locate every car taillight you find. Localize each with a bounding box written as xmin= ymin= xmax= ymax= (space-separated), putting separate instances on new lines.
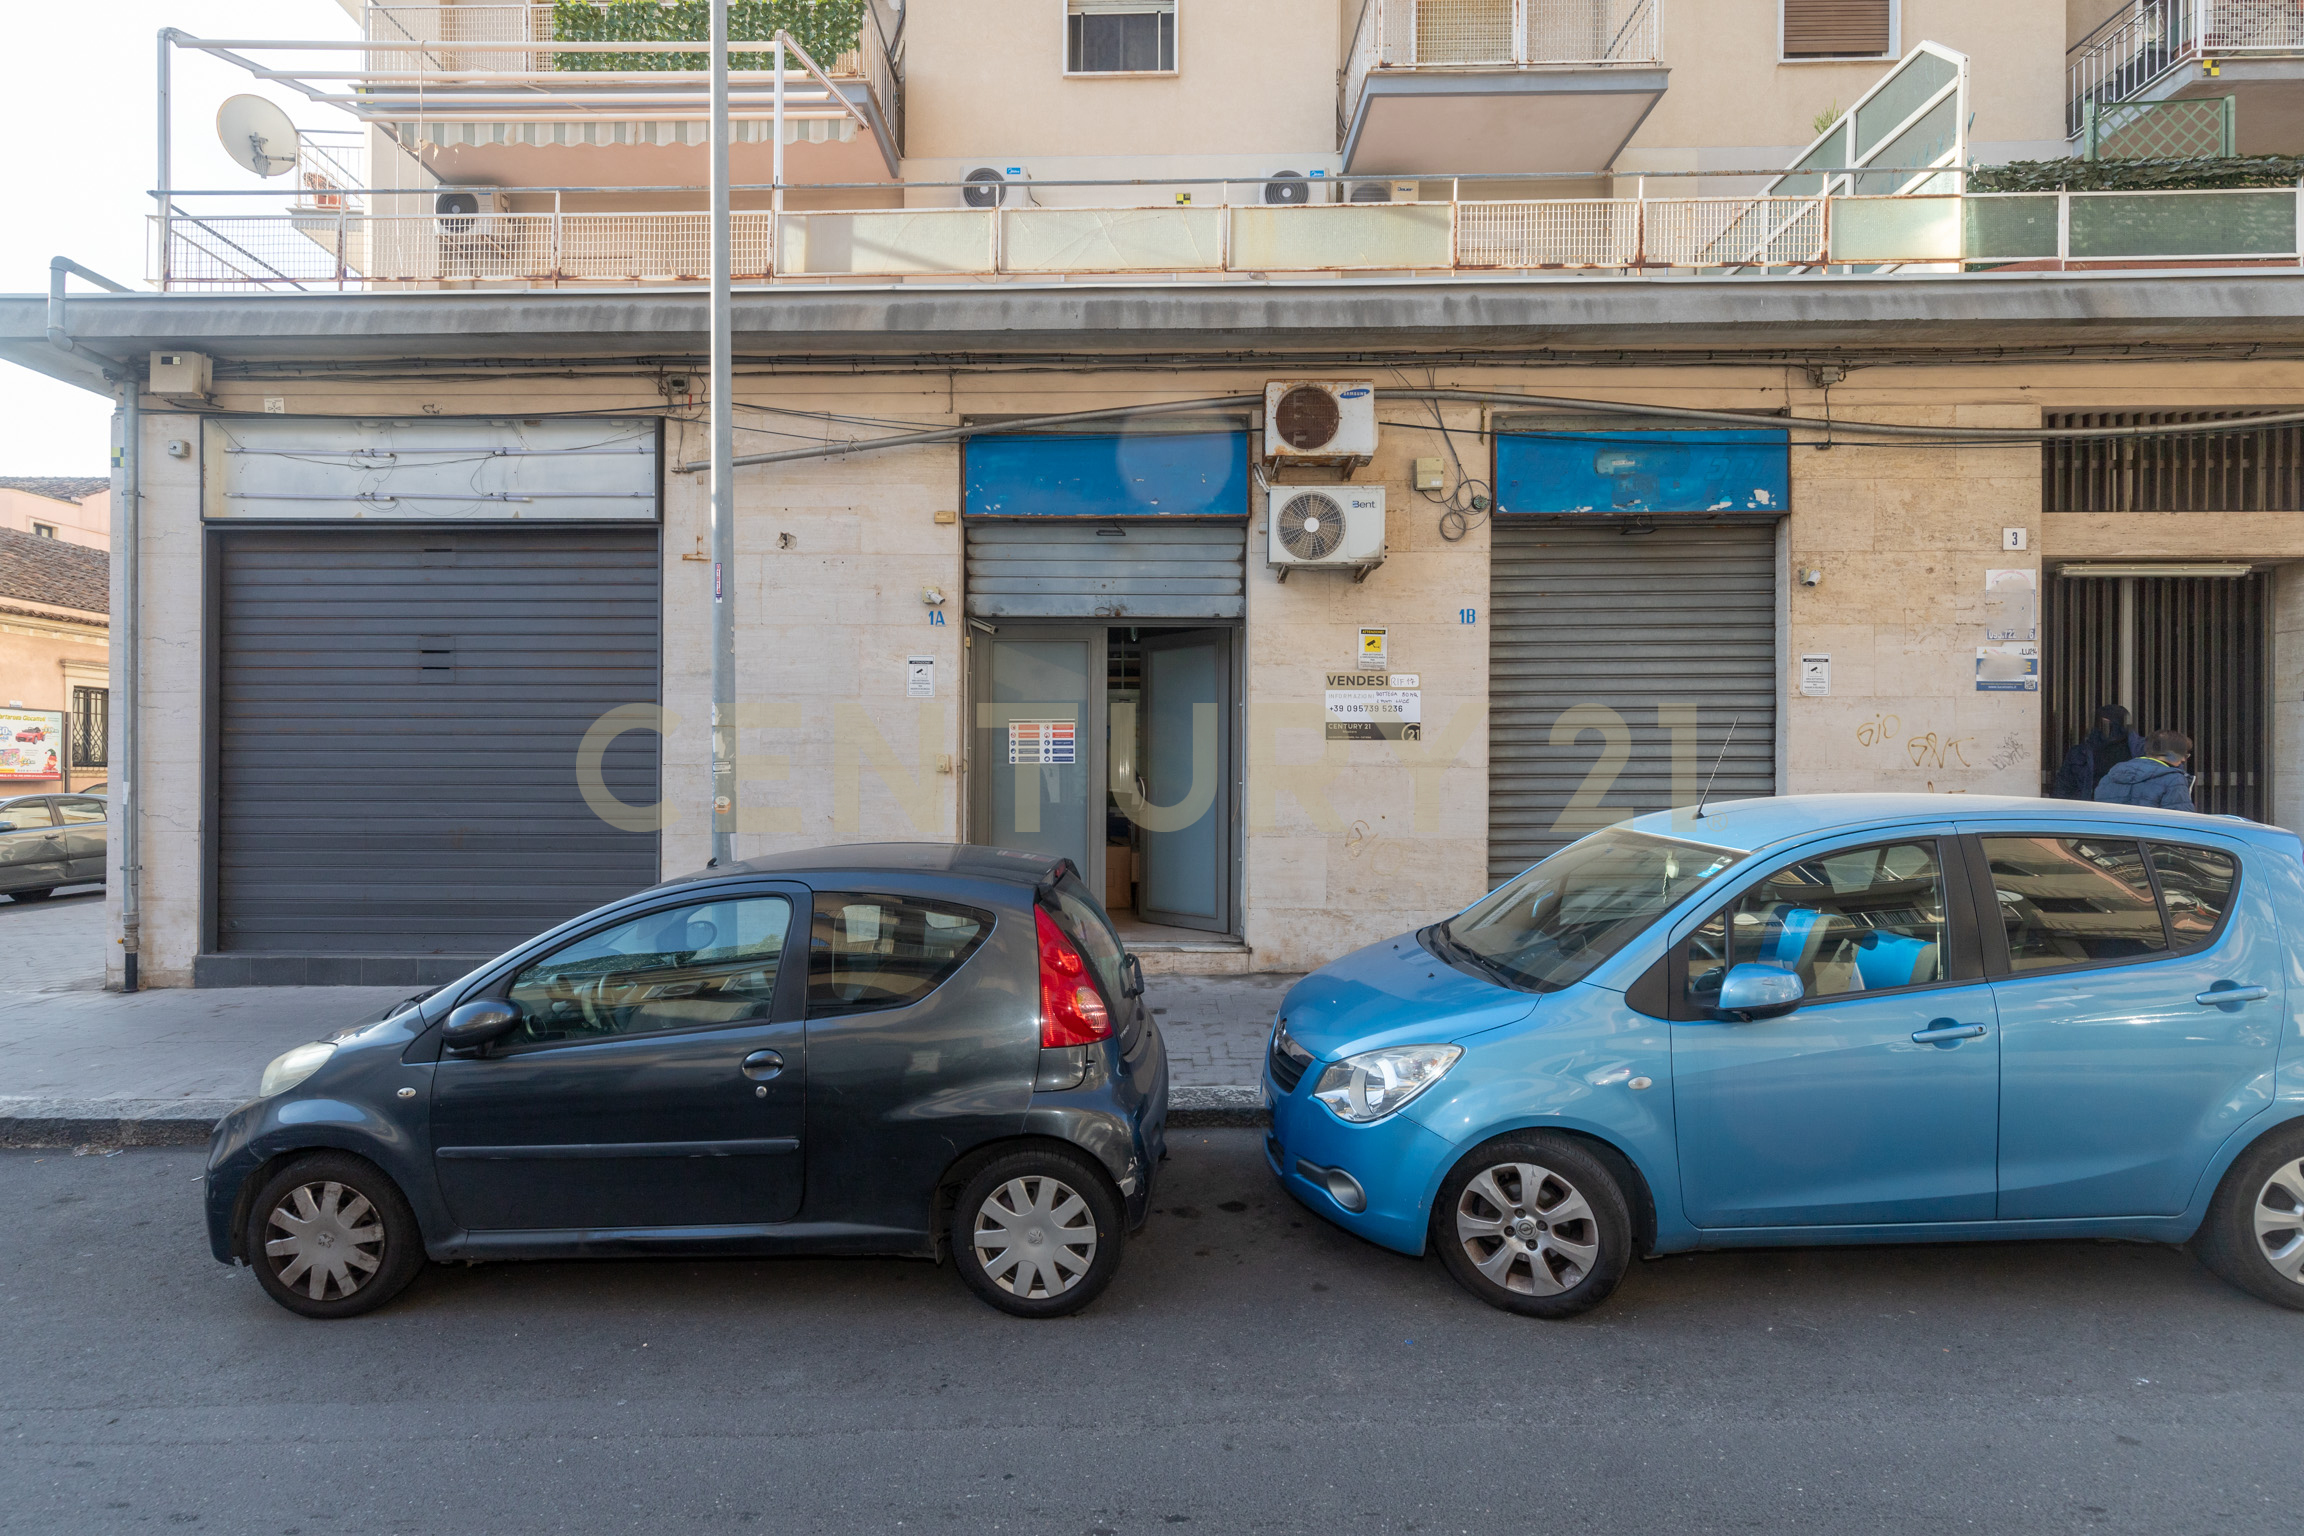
xmin=1036 ymin=907 xmax=1112 ymax=1048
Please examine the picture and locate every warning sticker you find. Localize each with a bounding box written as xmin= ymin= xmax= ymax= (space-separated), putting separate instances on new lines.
xmin=1008 ymin=719 xmax=1077 ymax=764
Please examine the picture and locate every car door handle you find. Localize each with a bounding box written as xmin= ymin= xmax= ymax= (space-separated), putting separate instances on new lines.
xmin=2196 ymin=984 xmax=2270 ymax=1007
xmin=740 ymin=1049 xmax=784 ymax=1081
xmin=1911 ymin=1021 xmax=1987 ymax=1044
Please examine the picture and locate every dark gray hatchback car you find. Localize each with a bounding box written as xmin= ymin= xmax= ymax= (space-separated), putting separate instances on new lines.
xmin=204 ymin=844 xmax=1169 ymax=1319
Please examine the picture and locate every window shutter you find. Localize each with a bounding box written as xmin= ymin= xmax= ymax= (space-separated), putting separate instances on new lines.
xmin=1783 ymin=0 xmax=1893 ymax=58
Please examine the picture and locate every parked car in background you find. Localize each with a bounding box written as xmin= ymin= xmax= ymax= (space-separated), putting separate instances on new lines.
xmin=0 ymin=793 xmax=106 ymax=901
xmin=205 ymin=845 xmax=1168 ymax=1319
xmin=1266 ymin=794 xmax=2304 ymax=1319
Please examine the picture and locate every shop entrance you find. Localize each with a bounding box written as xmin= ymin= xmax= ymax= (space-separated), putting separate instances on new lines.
xmin=2043 ymin=569 xmax=2269 ymax=817
xmin=970 ymin=624 xmax=1237 ymax=938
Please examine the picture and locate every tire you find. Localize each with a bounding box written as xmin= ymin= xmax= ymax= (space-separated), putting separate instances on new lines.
xmin=2192 ymin=1123 xmax=2304 ymax=1312
xmin=951 ymin=1148 xmax=1124 ymax=1319
xmin=1433 ymin=1134 xmax=1632 ymax=1319
xmin=243 ymin=1153 xmax=425 ymax=1319
xmin=9 ymin=888 xmax=54 ymax=903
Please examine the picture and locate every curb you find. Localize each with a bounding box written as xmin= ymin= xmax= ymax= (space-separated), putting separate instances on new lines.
xmin=0 ymin=1098 xmax=241 ymax=1149
xmin=1 ymin=1088 xmax=1275 ymax=1148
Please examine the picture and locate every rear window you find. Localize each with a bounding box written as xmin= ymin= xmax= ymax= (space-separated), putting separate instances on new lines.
xmin=2149 ymin=842 xmax=2240 ymax=952
xmin=807 ymin=892 xmax=992 ymax=1018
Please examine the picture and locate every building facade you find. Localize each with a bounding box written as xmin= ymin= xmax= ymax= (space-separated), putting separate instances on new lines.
xmin=0 ymin=479 xmax=111 ymax=552
xmin=7 ymin=0 xmax=2304 ymax=987
xmin=0 ymin=526 xmax=110 ymax=796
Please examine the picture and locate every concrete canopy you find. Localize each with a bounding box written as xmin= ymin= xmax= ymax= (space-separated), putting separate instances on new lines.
xmin=1342 ymin=69 xmax=1668 ymax=177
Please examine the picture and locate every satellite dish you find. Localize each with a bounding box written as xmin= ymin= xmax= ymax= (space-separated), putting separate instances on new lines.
xmin=216 ymin=95 xmax=300 ymax=179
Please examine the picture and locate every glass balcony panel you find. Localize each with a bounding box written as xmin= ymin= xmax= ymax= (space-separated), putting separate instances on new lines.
xmin=1001 ymin=208 xmax=1224 ymax=272
xmin=1226 ymin=204 xmax=1452 ymax=270
xmin=776 ymin=210 xmax=996 ymax=275
xmin=1852 ymin=51 xmax=1957 ymax=162
xmin=1852 ymin=96 xmax=1957 ymax=195
xmin=2067 ymin=191 xmax=2299 ymax=259
xmin=1828 ymin=196 xmax=1962 ymax=263
xmin=1962 ymin=195 xmax=2058 ymax=261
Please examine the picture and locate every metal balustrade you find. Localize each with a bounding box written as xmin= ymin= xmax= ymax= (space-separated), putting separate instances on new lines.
xmin=2068 ymin=0 xmax=2304 ymax=139
xmin=147 ymin=186 xmax=2302 ymax=290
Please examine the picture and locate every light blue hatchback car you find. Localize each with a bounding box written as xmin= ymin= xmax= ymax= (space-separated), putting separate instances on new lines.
xmin=1265 ymin=794 xmax=2304 ymax=1318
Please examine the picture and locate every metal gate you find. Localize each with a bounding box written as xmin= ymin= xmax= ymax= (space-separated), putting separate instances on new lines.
xmin=2044 ymin=570 xmax=2268 ymax=818
xmin=211 ymin=526 xmax=662 ymax=976
xmin=965 ymin=523 xmax=1248 ymax=621
xmin=1489 ymin=522 xmax=1778 ymax=882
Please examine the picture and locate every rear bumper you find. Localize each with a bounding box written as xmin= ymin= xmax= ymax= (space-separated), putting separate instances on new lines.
xmin=1022 ymin=1019 xmax=1169 ymax=1231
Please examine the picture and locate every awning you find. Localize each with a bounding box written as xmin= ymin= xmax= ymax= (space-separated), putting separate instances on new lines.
xmin=389 ymin=117 xmax=857 ymax=149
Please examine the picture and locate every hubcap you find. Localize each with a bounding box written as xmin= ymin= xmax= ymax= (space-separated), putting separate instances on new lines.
xmin=972 ymin=1175 xmax=1097 ymax=1299
xmin=1455 ymin=1162 xmax=1600 ymax=1297
xmin=264 ymin=1180 xmax=385 ymax=1302
xmin=2254 ymin=1157 xmax=2304 ymax=1284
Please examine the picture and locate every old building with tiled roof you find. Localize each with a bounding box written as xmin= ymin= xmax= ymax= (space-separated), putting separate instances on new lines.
xmin=0 ymin=523 xmax=109 ymax=793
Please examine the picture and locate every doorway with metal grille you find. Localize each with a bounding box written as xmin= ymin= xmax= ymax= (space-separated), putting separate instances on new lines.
xmin=2044 ymin=569 xmax=2269 ymax=818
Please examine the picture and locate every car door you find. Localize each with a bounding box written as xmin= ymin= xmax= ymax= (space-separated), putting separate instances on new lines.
xmin=0 ymin=799 xmax=65 ymax=893
xmin=53 ymin=797 xmax=106 ymax=883
xmin=1967 ymin=827 xmax=2284 ymax=1219
xmin=430 ymin=887 xmax=810 ymax=1233
xmin=1669 ymin=831 xmax=2001 ymax=1227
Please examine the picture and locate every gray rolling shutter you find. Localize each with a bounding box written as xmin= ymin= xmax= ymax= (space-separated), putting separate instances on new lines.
xmin=215 ymin=527 xmax=660 ymax=965
xmin=1489 ymin=522 xmax=1777 ymax=883
xmin=966 ymin=523 xmax=1246 ymax=620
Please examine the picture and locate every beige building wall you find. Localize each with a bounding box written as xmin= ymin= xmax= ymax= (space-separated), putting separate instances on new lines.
xmin=0 ymin=487 xmax=110 ymax=551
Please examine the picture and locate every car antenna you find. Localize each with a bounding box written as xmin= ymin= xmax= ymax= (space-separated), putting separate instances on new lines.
xmin=1692 ymin=716 xmax=1740 ymax=821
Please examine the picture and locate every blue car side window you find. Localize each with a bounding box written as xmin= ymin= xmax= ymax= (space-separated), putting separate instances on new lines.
xmin=1685 ymin=840 xmax=1948 ymax=1009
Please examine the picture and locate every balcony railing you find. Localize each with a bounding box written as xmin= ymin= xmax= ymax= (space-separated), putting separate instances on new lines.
xmin=2068 ymin=0 xmax=2304 ymax=137
xmin=1343 ymin=0 xmax=1661 ymax=135
xmin=147 ymin=185 xmax=2301 ymax=290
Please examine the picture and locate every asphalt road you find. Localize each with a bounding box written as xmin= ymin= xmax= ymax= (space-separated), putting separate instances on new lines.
xmin=3 ymin=1133 xmax=2297 ymax=1536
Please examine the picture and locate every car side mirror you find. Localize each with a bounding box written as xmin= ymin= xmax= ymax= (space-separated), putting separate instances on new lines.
xmin=441 ymin=999 xmax=521 ymax=1054
xmin=1122 ymin=953 xmax=1146 ymax=999
xmin=1712 ymin=963 xmax=1803 ymax=1022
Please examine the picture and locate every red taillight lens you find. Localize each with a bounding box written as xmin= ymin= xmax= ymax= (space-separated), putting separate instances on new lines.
xmin=1036 ymin=907 xmax=1113 ymax=1048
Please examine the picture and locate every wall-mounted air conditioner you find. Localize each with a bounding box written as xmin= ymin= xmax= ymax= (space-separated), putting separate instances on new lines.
xmin=962 ymin=166 xmax=1036 ymax=208
xmin=1260 ymin=169 xmax=1332 ymax=205
xmin=1268 ymin=486 xmax=1386 ymax=579
xmin=1263 ymin=380 xmax=1377 ymax=471
xmin=434 ymin=187 xmax=505 ymax=236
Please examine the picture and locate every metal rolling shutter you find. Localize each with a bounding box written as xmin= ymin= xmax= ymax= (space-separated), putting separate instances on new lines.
xmin=215 ymin=527 xmax=660 ymax=964
xmin=965 ymin=523 xmax=1247 ymax=620
xmin=1489 ymin=522 xmax=1778 ymax=883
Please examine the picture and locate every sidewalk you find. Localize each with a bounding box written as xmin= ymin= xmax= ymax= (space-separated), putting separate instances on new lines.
xmin=0 ymin=893 xmax=1290 ymax=1145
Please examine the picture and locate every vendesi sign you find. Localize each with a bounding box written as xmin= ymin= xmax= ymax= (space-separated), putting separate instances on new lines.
xmin=1325 ymin=672 xmax=1422 ymax=740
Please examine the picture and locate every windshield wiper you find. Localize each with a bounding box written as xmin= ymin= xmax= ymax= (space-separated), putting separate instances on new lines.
xmin=1429 ymin=920 xmax=1516 ymax=986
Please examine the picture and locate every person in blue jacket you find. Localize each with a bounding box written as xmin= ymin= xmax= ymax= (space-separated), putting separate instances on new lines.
xmin=2056 ymin=703 xmax=2146 ymax=799
xmin=2093 ymin=730 xmax=2195 ymax=812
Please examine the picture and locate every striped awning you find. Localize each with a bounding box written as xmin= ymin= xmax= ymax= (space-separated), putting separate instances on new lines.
xmin=390 ymin=117 xmax=857 ymax=149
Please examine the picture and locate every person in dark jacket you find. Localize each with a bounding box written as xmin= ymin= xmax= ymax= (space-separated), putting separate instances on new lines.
xmin=2056 ymin=704 xmax=2146 ymax=799
xmin=2093 ymin=730 xmax=2195 ymax=812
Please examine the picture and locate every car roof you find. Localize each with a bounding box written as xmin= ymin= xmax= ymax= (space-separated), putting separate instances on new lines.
xmin=666 ymin=842 xmax=1071 ymax=889
xmin=1618 ymin=793 xmax=2295 ymax=857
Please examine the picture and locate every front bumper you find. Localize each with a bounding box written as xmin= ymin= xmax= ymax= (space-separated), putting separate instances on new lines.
xmin=1264 ymin=1065 xmax=1455 ymax=1257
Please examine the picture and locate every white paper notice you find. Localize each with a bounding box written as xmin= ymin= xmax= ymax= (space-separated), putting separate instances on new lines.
xmin=906 ymin=656 xmax=934 ymax=698
xmin=1799 ymin=655 xmax=1831 ymax=696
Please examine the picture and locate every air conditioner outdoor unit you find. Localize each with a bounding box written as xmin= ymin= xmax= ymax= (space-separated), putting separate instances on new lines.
xmin=962 ymin=166 xmax=1035 ymax=208
xmin=434 ymin=187 xmax=505 ymax=235
xmin=1262 ymin=169 xmax=1328 ymax=205
xmin=1268 ymin=485 xmax=1386 ymax=579
xmin=1263 ymin=380 xmax=1377 ymax=471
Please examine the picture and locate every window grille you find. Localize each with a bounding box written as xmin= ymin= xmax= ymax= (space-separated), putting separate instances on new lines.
xmin=70 ymin=686 xmax=108 ymax=770
xmin=1067 ymin=0 xmax=1176 ymax=72
xmin=2043 ymin=410 xmax=2304 ymax=513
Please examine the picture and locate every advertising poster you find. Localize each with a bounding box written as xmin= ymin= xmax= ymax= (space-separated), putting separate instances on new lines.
xmin=1325 ymin=673 xmax=1423 ymax=740
xmin=0 ymin=709 xmax=65 ymax=780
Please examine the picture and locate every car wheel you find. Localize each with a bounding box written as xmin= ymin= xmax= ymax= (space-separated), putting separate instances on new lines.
xmin=2193 ymin=1125 xmax=2304 ymax=1311
xmin=1433 ymin=1134 xmax=1632 ymax=1319
xmin=10 ymin=888 xmax=54 ymax=903
xmin=952 ymin=1149 xmax=1124 ymax=1319
xmin=243 ymin=1153 xmax=424 ymax=1319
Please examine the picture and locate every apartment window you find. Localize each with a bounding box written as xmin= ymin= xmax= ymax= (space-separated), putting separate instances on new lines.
xmin=1783 ymin=0 xmax=1895 ymax=59
xmin=70 ymin=687 xmax=107 ymax=770
xmin=31 ymin=522 xmax=56 ymax=538
xmin=1067 ymin=0 xmax=1176 ymax=73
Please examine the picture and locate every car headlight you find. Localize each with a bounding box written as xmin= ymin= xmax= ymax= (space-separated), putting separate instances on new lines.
xmin=258 ymin=1041 xmax=336 ymax=1099
xmin=1311 ymin=1044 xmax=1462 ymax=1123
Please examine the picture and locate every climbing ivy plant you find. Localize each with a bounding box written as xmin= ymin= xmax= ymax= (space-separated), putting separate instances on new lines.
xmin=551 ymin=0 xmax=867 ymax=72
xmin=1970 ymin=156 xmax=2304 ymax=192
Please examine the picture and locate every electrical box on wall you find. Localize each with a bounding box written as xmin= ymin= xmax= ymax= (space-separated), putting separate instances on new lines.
xmin=149 ymin=350 xmax=212 ymax=401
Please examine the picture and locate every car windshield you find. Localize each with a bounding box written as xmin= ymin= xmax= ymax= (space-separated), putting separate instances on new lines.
xmin=1441 ymin=828 xmax=1746 ymax=992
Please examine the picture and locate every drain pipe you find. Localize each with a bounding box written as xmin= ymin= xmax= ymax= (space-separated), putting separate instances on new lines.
xmin=118 ymin=371 xmax=142 ymax=992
